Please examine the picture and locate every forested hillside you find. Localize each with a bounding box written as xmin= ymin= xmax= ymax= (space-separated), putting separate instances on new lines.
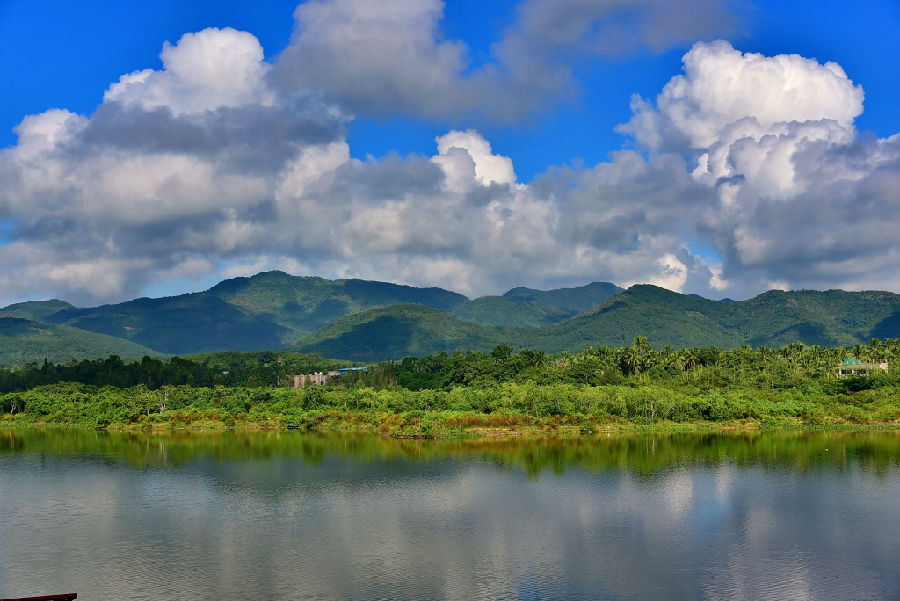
xmin=0 ymin=317 xmax=160 ymax=367
xmin=1 ymin=271 xmax=897 ymax=363
xmin=4 ymin=271 xmax=468 ymax=354
xmin=294 ymin=285 xmax=900 ymax=360
xmin=531 ymin=286 xmax=899 ymax=352
xmin=449 ymin=281 xmax=623 ymax=326
xmin=290 ymin=304 xmax=519 ymax=361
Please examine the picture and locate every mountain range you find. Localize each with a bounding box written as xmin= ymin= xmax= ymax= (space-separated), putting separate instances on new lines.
xmin=1 ymin=270 xmax=897 ymax=365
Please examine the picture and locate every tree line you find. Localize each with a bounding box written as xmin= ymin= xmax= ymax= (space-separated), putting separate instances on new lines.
xmin=341 ymin=337 xmax=899 ymax=392
xmin=0 ymin=337 xmax=896 ymax=396
xmin=0 ymin=351 xmax=351 ymax=393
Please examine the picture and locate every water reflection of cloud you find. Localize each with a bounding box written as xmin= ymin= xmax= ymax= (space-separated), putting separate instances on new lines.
xmin=1 ymin=445 xmax=898 ymax=600
xmin=661 ymin=468 xmax=694 ymax=518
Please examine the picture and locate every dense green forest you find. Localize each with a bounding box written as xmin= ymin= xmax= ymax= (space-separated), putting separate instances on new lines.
xmin=338 ymin=337 xmax=899 ymax=391
xmin=2 ymin=338 xmax=898 ymax=436
xmin=4 ymin=337 xmax=896 ymax=393
xmin=0 ymin=351 xmax=353 ymax=392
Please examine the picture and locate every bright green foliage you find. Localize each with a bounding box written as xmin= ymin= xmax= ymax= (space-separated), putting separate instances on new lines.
xmin=3 ymin=379 xmax=898 ymax=430
xmin=3 ymin=339 xmax=899 ymax=432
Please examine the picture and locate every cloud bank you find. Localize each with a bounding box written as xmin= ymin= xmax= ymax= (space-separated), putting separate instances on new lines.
xmin=0 ymin=1 xmax=897 ymax=306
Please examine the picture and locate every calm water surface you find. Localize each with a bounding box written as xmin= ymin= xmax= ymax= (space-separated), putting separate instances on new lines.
xmin=1 ymin=428 xmax=898 ymax=600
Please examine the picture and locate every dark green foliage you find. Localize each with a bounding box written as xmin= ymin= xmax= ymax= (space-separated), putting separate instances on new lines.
xmin=0 ymin=351 xmax=354 ymax=392
xmin=530 ymin=286 xmax=900 ymax=353
xmin=51 ymin=295 xmax=291 ymax=354
xmin=532 ymin=287 xmax=739 ymax=351
xmin=340 ymin=338 xmax=899 ymax=393
xmin=867 ymin=311 xmax=899 ymax=340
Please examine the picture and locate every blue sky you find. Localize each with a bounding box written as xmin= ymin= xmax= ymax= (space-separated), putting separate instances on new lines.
xmin=0 ymin=0 xmax=898 ymax=305
xmin=2 ymin=0 xmax=897 ymax=179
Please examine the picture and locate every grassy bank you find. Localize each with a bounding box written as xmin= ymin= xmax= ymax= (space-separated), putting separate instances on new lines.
xmin=3 ymin=381 xmax=899 ymax=438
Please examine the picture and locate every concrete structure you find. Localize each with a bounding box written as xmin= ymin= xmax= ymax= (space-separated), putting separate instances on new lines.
xmin=293 ymin=371 xmax=340 ymax=387
xmin=292 ymin=367 xmax=368 ymax=387
xmin=836 ymin=358 xmax=888 ymax=378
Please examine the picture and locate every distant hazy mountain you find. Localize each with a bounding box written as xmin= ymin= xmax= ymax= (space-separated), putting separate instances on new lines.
xmin=0 ymin=317 xmax=160 ymax=367
xmin=1 ymin=271 xmax=896 ymax=364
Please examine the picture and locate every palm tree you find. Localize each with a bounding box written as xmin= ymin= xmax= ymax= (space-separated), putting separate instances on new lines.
xmin=619 ymin=347 xmax=641 ymax=376
xmin=867 ymin=338 xmax=884 ymax=363
xmin=633 ymin=336 xmax=651 ymax=355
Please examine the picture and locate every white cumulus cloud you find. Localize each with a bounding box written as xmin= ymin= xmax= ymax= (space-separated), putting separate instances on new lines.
xmin=621 ymin=40 xmax=864 ymax=152
xmin=617 ymin=41 xmax=898 ymax=297
xmin=105 ymin=27 xmax=274 ymax=114
xmin=0 ymin=10 xmax=896 ymax=307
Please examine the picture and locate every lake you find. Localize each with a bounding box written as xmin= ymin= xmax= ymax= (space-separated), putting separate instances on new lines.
xmin=1 ymin=428 xmax=898 ymax=600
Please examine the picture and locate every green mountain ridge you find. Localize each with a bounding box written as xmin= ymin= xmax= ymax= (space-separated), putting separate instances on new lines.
xmin=502 ymin=281 xmax=625 ymax=313
xmin=0 ymin=317 xmax=162 ymax=367
xmin=293 ymin=285 xmax=900 ymax=361
xmin=25 ymin=271 xmax=468 ymax=354
xmin=1 ymin=272 xmax=897 ymax=364
xmin=0 ymin=299 xmax=76 ymax=322
xmin=450 ymin=281 xmax=623 ymax=327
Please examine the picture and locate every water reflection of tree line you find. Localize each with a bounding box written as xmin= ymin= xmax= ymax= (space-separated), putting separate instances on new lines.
xmin=2 ymin=428 xmax=897 ymax=477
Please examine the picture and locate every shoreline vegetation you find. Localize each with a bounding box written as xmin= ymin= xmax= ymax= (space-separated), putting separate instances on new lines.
xmin=2 ymin=338 xmax=898 ymax=438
